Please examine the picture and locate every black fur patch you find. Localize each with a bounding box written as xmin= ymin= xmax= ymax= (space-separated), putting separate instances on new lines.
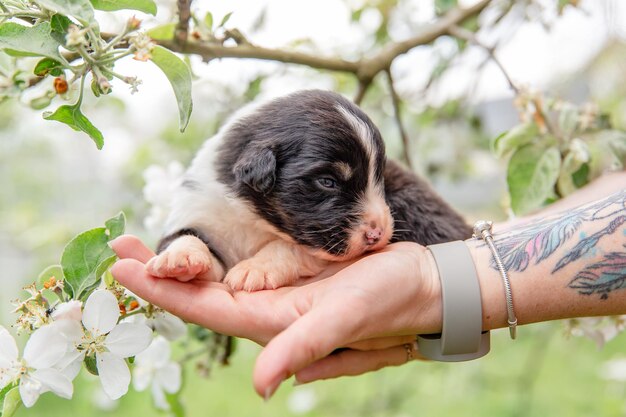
xmin=384 ymin=160 xmax=472 ymax=243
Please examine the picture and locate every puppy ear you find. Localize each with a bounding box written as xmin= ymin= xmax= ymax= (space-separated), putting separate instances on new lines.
xmin=233 ymin=145 xmax=276 ymax=195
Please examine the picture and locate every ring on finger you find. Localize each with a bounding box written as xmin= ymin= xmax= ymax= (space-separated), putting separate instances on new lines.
xmin=403 ymin=341 xmax=417 ymax=362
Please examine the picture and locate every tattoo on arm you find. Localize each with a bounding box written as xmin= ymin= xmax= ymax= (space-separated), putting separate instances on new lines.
xmin=553 ymin=215 xmax=626 ymax=272
xmin=486 ymin=190 xmax=626 ymax=299
xmin=568 ymin=247 xmax=626 ymax=299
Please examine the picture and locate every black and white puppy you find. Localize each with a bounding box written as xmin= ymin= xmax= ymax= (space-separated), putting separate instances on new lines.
xmin=147 ymin=90 xmax=471 ymax=291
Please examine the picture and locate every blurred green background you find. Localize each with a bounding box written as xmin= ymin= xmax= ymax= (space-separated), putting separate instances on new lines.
xmin=1 ymin=0 xmax=626 ymax=415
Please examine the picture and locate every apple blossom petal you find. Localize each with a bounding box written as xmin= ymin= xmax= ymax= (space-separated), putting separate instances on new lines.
xmin=97 ymin=352 xmax=130 ymax=400
xmin=156 ymin=362 xmax=181 ymax=394
xmin=19 ymin=374 xmax=43 ymax=408
xmin=32 ymin=368 xmax=73 ymax=400
xmin=151 ymin=382 xmax=169 ymax=410
xmin=105 ymin=323 xmax=152 ymax=358
xmin=23 ymin=325 xmax=68 ymax=369
xmin=83 ymin=290 xmax=120 ymax=335
xmin=120 ymin=313 xmax=147 ymax=325
xmin=0 ymin=326 xmax=18 ymax=362
xmin=0 ymin=364 xmax=20 ymax=389
xmin=51 ymin=300 xmax=83 ymax=322
xmin=135 ymin=336 xmax=170 ymax=368
xmin=132 ymin=366 xmax=152 ymax=392
xmin=55 ymin=350 xmax=85 ymax=381
xmin=153 ymin=312 xmax=187 ymax=341
xmin=50 ymin=319 xmax=84 ymax=345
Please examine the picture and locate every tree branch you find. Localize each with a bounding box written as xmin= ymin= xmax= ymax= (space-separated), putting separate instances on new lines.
xmin=353 ymin=79 xmax=371 ymax=105
xmin=157 ymin=0 xmax=492 ymax=88
xmin=447 ymin=25 xmax=519 ymax=94
xmin=175 ymin=0 xmax=193 ymax=46
xmin=385 ymin=69 xmax=412 ymax=168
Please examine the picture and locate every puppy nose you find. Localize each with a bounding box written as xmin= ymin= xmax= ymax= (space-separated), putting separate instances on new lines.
xmin=364 ymin=227 xmax=383 ymax=246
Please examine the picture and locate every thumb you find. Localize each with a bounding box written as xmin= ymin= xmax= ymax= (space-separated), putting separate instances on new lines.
xmin=252 ymin=303 xmax=363 ymax=399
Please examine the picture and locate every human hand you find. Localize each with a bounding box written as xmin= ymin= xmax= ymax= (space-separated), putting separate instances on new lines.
xmin=110 ymin=235 xmax=441 ymax=398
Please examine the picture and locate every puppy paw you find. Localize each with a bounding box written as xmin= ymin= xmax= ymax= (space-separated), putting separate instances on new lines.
xmin=224 ymin=259 xmax=297 ymax=291
xmin=146 ymin=245 xmax=216 ymax=282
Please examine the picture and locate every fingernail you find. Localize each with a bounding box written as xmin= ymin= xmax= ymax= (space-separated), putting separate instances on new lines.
xmin=264 ymin=378 xmax=282 ymax=402
xmin=107 ymin=236 xmax=122 ymax=248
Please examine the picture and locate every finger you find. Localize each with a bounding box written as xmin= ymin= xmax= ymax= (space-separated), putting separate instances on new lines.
xmin=252 ymin=304 xmax=361 ymax=398
xmin=345 ymin=335 xmax=417 ymax=351
xmin=295 ymin=342 xmax=426 ymax=384
xmin=110 ymin=258 xmax=242 ymax=334
xmin=109 ymin=235 xmax=155 ymax=263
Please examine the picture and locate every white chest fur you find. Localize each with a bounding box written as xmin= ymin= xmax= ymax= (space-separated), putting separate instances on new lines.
xmin=163 ymin=134 xmax=283 ymax=269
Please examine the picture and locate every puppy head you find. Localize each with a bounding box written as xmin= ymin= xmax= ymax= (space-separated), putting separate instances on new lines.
xmin=218 ymin=90 xmax=393 ymax=261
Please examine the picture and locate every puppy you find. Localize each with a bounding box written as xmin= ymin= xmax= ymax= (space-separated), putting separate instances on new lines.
xmin=147 ymin=90 xmax=471 ymax=291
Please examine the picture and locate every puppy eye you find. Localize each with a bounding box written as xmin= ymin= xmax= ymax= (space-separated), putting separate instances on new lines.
xmin=317 ymin=177 xmax=338 ymax=189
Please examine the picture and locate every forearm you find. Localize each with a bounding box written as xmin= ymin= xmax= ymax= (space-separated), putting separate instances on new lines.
xmin=467 ymin=189 xmax=626 ymax=331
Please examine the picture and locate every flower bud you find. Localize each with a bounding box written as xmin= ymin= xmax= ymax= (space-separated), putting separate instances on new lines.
xmin=53 ymin=77 xmax=68 ymax=94
xmin=128 ymin=16 xmax=142 ymax=31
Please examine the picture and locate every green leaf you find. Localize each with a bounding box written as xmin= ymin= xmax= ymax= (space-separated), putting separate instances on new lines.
xmin=30 ymin=95 xmax=53 ymax=110
xmin=587 ymin=130 xmax=626 ymax=177
xmin=204 ymin=12 xmax=214 ymax=30
xmin=0 ymin=22 xmax=65 ymax=63
xmin=105 ymin=211 xmax=126 ymax=239
xmin=90 ymin=0 xmax=157 ymax=15
xmin=0 ymin=51 xmax=12 ymax=76
xmin=44 ymin=103 xmax=104 ymax=149
xmin=61 ymin=227 xmax=114 ymax=299
xmin=219 ymin=12 xmax=233 ymax=28
xmin=507 ymin=143 xmax=561 ymax=215
xmin=34 ymin=58 xmax=63 ymax=77
xmin=165 ymin=391 xmax=185 ymax=417
xmin=149 ymin=46 xmax=193 ymax=132
xmin=38 ymin=264 xmax=65 ymax=287
xmin=557 ymin=138 xmax=590 ymax=196
xmin=1 ymin=387 xmax=21 ymax=417
xmin=147 ymin=23 xmax=176 ymax=41
xmin=600 ymin=129 xmax=626 ymax=164
xmin=84 ymin=355 xmax=99 ymax=375
xmin=59 ymin=213 xmax=124 ymax=299
xmin=37 ymin=0 xmax=95 ymax=25
xmin=94 ymin=255 xmax=117 ymax=283
xmin=104 ymin=269 xmax=115 ymax=287
xmin=491 ymin=122 xmax=539 ymax=158
xmin=572 ymin=163 xmax=589 ymax=188
xmin=49 ymin=14 xmax=72 ymax=44
xmin=557 ymin=103 xmax=579 ymax=140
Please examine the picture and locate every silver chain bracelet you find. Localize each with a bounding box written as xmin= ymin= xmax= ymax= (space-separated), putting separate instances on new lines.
xmin=473 ymin=220 xmax=518 ymax=339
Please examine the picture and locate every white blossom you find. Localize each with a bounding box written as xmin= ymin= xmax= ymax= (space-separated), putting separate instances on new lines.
xmin=132 ymin=336 xmax=181 ymax=410
xmin=600 ymin=358 xmax=626 ymax=382
xmin=130 ymin=33 xmax=156 ymax=61
xmin=0 ymin=325 xmax=73 ymax=407
xmin=61 ymin=290 xmax=153 ymax=400
xmin=287 ymin=387 xmax=318 ymax=414
xmin=65 ymin=25 xmax=89 ymax=48
xmin=564 ymin=316 xmax=626 ymax=348
xmin=142 ymin=162 xmax=184 ymax=234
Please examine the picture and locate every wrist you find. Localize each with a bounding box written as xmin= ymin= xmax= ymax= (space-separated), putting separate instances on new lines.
xmin=395 ymin=242 xmax=443 ymax=335
xmin=419 ymin=246 xmax=443 ymax=334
